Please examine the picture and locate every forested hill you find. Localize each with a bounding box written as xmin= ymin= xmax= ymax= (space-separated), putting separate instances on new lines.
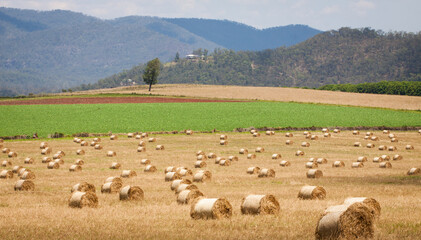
xmin=81 ymin=28 xmax=421 ymax=91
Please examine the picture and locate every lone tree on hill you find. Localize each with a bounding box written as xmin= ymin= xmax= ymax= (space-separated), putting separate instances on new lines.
xmin=143 ymin=58 xmax=161 ymax=91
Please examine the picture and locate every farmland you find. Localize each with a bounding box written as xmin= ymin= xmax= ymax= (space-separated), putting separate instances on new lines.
xmin=0 ymin=130 xmax=420 ymax=239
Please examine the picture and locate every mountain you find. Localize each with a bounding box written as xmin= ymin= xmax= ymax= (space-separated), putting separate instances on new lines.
xmin=81 ymin=27 xmax=421 ymax=91
xmin=0 ymin=7 xmax=321 ymax=96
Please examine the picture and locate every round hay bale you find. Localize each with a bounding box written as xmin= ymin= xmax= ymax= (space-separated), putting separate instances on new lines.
xmin=186 ymin=130 xmax=194 ymax=135
xmin=405 ymin=145 xmax=414 ymax=150
xmin=373 ymin=157 xmax=383 ymax=163
xmin=164 ymin=166 xmax=175 ymax=173
xmin=14 ymin=180 xmax=34 ymax=191
xmin=137 ymin=147 xmax=146 ymax=152
xmin=364 ymin=136 xmax=369 ymax=140
xmin=388 ymin=133 xmax=395 ymax=138
xmin=378 ymin=145 xmax=386 ymax=150
xmin=213 ymin=157 xmax=223 ymax=164
xmin=266 ymin=131 xmax=275 ymax=135
xmin=307 ymin=169 xmax=323 ymax=178
xmin=298 ymin=186 xmax=326 ymax=200
xmin=8 ymin=152 xmax=17 ymax=158
xmin=388 ymin=146 xmax=397 ymax=151
xmin=258 ymin=168 xmax=275 ymax=178
xmin=0 ymin=170 xmax=13 ymax=179
xmin=69 ymin=165 xmax=82 ymax=172
xmin=383 ymin=130 xmax=390 ymax=134
xmin=207 ymin=152 xmax=216 ymax=159
xmin=107 ymin=151 xmax=116 ymax=157
xmin=252 ymin=132 xmax=260 ymax=137
xmin=177 ymin=189 xmax=204 ymax=204
xmin=2 ymin=160 xmax=11 ymax=167
xmin=138 ymin=141 xmax=146 ymax=146
xmin=190 ymin=197 xmax=232 ymax=220
xmin=301 ymin=142 xmax=310 ymax=147
xmin=323 ymin=133 xmax=331 ymax=138
xmin=71 ymin=182 xmax=95 ymax=193
xmin=175 ymin=183 xmax=198 ymax=194
xmin=271 ymin=153 xmax=281 ymax=159
xmin=247 ymin=153 xmax=256 ymax=159
xmin=94 ymin=144 xmax=103 ymax=150
xmin=196 ymin=150 xmax=205 ymax=156
xmin=155 ymin=145 xmax=165 ymax=150
xmin=12 ymin=165 xmax=22 ymax=173
xmin=101 ymin=181 xmax=123 ymax=193
xmin=42 ymin=157 xmax=52 ymax=163
xmin=390 ymin=138 xmax=398 ymax=142
xmin=76 ymin=149 xmax=85 ymax=155
xmin=354 ymin=142 xmax=361 ymax=147
xmin=165 ymin=172 xmax=182 ymax=182
xmin=316 ymin=158 xmax=327 ymax=164
xmin=47 ymin=162 xmax=59 ymax=169
xmin=193 ymin=170 xmax=212 ymax=182
xmin=228 ymin=156 xmax=238 ymax=161
xmin=247 ymin=166 xmax=260 ymax=174
xmin=41 ymin=147 xmax=52 ymax=155
xmin=280 ymin=160 xmax=291 ymax=167
xmin=407 ymin=167 xmax=421 ymax=175
xmin=315 ymin=203 xmax=375 ymax=240
xmin=306 ymin=162 xmax=318 ymax=169
xmin=366 ymin=132 xmax=373 ymax=136
xmin=76 ymin=139 xmax=83 ymax=144
xmin=18 ymin=168 xmax=29 ymax=176
xmin=379 ymin=162 xmax=392 ymax=168
xmin=144 ymin=165 xmax=157 ymax=172
xmin=357 ymin=156 xmax=367 ymax=162
xmin=24 ymin=157 xmax=34 ymax=164
xmin=40 ymin=142 xmax=48 ymax=149
xmin=135 ymin=134 xmax=141 ymax=139
xmin=352 ymin=162 xmax=364 ymax=168
xmin=105 ymin=176 xmax=123 ymax=183
xmin=178 ymin=168 xmax=193 ymax=176
xmin=171 ymin=179 xmax=192 ymax=191
xmin=140 ymin=159 xmax=151 ymax=165
xmin=285 ymin=132 xmax=293 ymax=137
xmin=392 ymin=154 xmax=402 ymax=161
xmin=381 ymin=155 xmax=390 ymax=161
xmin=119 ymin=185 xmax=144 ymax=201
xmin=370 ymin=136 xmax=379 ymax=141
xmin=332 ymin=160 xmax=345 ymax=167
xmin=148 ymin=137 xmax=156 ymax=142
xmin=303 ymin=131 xmax=310 ymax=135
xmin=2 ymin=147 xmax=10 ymax=154
xmin=141 ymin=133 xmax=148 ymax=138
xmin=90 ymin=141 xmax=96 ymax=147
xmin=80 ymin=141 xmax=89 ymax=146
xmin=255 ymin=147 xmax=265 ymax=153
xmin=285 ymin=140 xmax=294 ymax=145
xmin=343 ymin=197 xmax=381 ymax=218
xmin=127 ymin=133 xmax=134 ymax=138
xmin=296 ymin=150 xmax=305 ymax=156
xmin=94 ymin=137 xmax=101 ymax=142
xmin=239 ymin=148 xmax=248 ymax=154
xmin=121 ymin=170 xmax=137 ymax=178
xmin=53 ymin=153 xmax=62 ymax=159
xmin=333 ymin=129 xmax=340 ymax=133
xmin=110 ymin=135 xmax=118 ymax=140
xmin=20 ymin=171 xmax=35 ymax=179
xmin=219 ymin=160 xmax=231 ymax=166
xmin=197 ymin=155 xmax=207 ymax=160
xmin=75 ymin=159 xmax=84 ymax=165
xmin=195 ymin=161 xmax=207 ymax=168
xmin=241 ymin=194 xmax=280 ymax=215
xmin=366 ymin=143 xmax=375 ymax=148
xmin=352 ymin=130 xmax=360 ymax=135
xmin=310 ymin=135 xmax=318 ymax=140
xmin=322 ymin=128 xmax=329 ymax=133
xmin=220 ymin=135 xmax=228 ymax=140
xmin=219 ymin=140 xmax=228 ymax=145
xmin=69 ymin=191 xmax=98 ymax=208
xmin=54 ymin=158 xmax=64 ymax=165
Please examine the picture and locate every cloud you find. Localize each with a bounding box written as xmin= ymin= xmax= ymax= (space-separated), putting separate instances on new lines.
xmin=353 ymin=0 xmax=375 ymax=15
xmin=321 ymin=5 xmax=340 ymax=15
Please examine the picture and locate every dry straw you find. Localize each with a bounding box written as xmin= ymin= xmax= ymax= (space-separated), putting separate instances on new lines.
xmin=373 ymin=157 xmax=383 ymax=163
xmin=240 ymin=194 xmax=280 ymax=215
xmin=0 ymin=170 xmax=13 ymax=179
xmin=69 ymin=165 xmax=82 ymax=172
xmin=407 ymin=168 xmax=421 ymax=175
xmin=255 ymin=147 xmax=265 ymax=153
xmin=135 ymin=134 xmax=141 ymax=139
xmin=195 ymin=161 xmax=207 ymax=168
xmin=307 ymin=169 xmax=323 ymax=178
xmin=101 ymin=181 xmax=123 ymax=193
xmin=121 ymin=170 xmax=137 ymax=178
xmin=190 ymin=197 xmax=233 ymax=220
xmin=119 ymin=185 xmax=144 ymax=201
xmin=332 ymin=161 xmax=345 ymax=168
xmin=75 ymin=139 xmax=82 ymax=143
xmin=343 ymin=197 xmax=381 ymax=218
xmin=364 ymin=136 xmax=369 ymax=140
xmin=381 ymin=155 xmax=390 ymax=161
xmin=144 ymin=165 xmax=157 ymax=172
xmin=69 ymin=191 xmax=98 ymax=208
xmin=286 ymin=140 xmax=294 ymax=145
xmin=379 ymin=162 xmax=392 ymax=168
xmin=14 ymin=180 xmax=34 ymax=191
xmin=177 ymin=189 xmax=204 ymax=204
xmin=239 ymin=148 xmax=248 ymax=154
xmin=303 ymin=131 xmax=310 ymax=135
xmin=107 ymin=151 xmax=116 ymax=157
xmin=165 ymin=172 xmax=182 ymax=182
xmin=141 ymin=133 xmax=148 ymax=138
xmin=193 ymin=170 xmax=212 ymax=182
xmin=383 ymin=130 xmax=390 ymax=134
xmin=171 ymin=179 xmax=192 ymax=191
xmin=140 ymin=159 xmax=151 ymax=165
xmin=53 ymin=153 xmax=62 ymax=159
xmin=196 ymin=150 xmax=205 ymax=156
xmin=258 ymin=168 xmax=275 ymax=178
xmin=366 ymin=132 xmax=373 ymax=136
xmin=71 ymin=182 xmax=95 ymax=193
xmin=47 ymin=162 xmax=59 ymax=169
xmin=175 ymin=183 xmax=198 ymax=194
xmin=20 ymin=171 xmax=35 ymax=180
xmin=298 ymin=186 xmax=326 ymax=200
xmin=280 ymin=160 xmax=291 ymax=167
xmin=90 ymin=141 xmax=96 ymax=146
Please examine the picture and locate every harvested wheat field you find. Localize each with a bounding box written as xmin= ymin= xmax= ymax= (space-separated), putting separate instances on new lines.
xmin=0 ymin=130 xmax=420 ymax=239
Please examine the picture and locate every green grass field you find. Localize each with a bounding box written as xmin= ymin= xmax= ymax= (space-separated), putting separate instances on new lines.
xmin=0 ymin=102 xmax=420 ymax=137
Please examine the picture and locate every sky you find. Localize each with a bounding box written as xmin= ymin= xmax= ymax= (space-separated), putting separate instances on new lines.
xmin=2 ymin=0 xmax=421 ymax=32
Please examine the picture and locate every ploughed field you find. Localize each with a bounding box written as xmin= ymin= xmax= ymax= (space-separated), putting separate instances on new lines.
xmin=0 ymin=130 xmax=420 ymax=239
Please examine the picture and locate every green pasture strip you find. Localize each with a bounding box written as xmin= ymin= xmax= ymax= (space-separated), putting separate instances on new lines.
xmin=0 ymin=93 xmax=168 ymax=102
xmin=0 ymin=102 xmax=420 ymax=137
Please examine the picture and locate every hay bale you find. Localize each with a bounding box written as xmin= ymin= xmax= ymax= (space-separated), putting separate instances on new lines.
xmin=41 ymin=147 xmax=52 ymax=155
xmin=357 ymin=156 xmax=367 ymax=162
xmin=18 ymin=168 xmax=29 ymax=176
xmin=23 ymin=157 xmax=34 ymax=164
xmin=364 ymin=136 xmax=370 ymax=140
xmin=165 ymin=172 xmax=182 ymax=182
xmin=178 ymin=168 xmax=193 ymax=176
xmin=54 ymin=158 xmax=64 ymax=165
xmin=20 ymin=171 xmax=35 ymax=179
xmin=219 ymin=160 xmax=231 ymax=166
xmin=80 ymin=141 xmax=89 ymax=146
xmin=73 ymin=138 xmax=80 ymax=143
xmin=255 ymin=147 xmax=265 ymax=153
xmin=94 ymin=144 xmax=103 ymax=150
xmin=2 ymin=160 xmax=11 ymax=167
xmin=144 ymin=165 xmax=157 ymax=172
xmin=71 ymin=182 xmax=95 ymax=193
xmin=266 ymin=131 xmax=275 ymax=135
xmin=14 ymin=180 xmax=34 ymax=191
xmin=392 ymin=154 xmax=402 ymax=161
xmin=252 ymin=132 xmax=260 ymax=137
xmin=241 ymin=194 xmax=280 ymax=215
xmin=76 ymin=149 xmax=85 ymax=155
xmin=119 ymin=185 xmax=144 ymax=201
xmin=296 ymin=150 xmax=305 ymax=156
xmin=40 ymin=142 xmax=48 ymax=149
xmin=140 ymin=159 xmax=150 ymax=165
xmin=110 ymin=135 xmax=118 ymax=140
xmin=127 ymin=133 xmax=134 ymax=138
xmin=190 ymin=197 xmax=232 ymax=220
xmin=303 ymin=131 xmax=310 ymax=135
xmin=0 ymin=170 xmax=13 ymax=179
xmin=332 ymin=161 xmax=345 ymax=168
xmin=373 ymin=157 xmax=383 ymax=163
xmin=193 ymin=170 xmax=212 ymax=182
xmin=12 ymin=165 xmax=22 ymax=173
xmin=285 ymin=132 xmax=293 ymax=137
xmin=75 ymin=159 xmax=84 ymax=165
xmin=69 ymin=165 xmax=82 ymax=172
xmin=90 ymin=141 xmax=96 ymax=146
xmin=378 ymin=145 xmax=386 ymax=150
xmin=323 ymin=133 xmax=331 ymax=138
xmin=271 ymin=153 xmax=281 ymax=159
xmin=333 ymin=129 xmax=340 ymax=133
xmin=279 ymin=160 xmax=291 ymax=167
xmin=171 ymin=179 xmax=192 ymax=191
xmin=381 ymin=155 xmax=390 ymax=161
xmin=175 ymin=183 xmax=198 ymax=194
xmin=301 ymin=142 xmax=310 ymax=147
xmin=195 ymin=161 xmax=207 ymax=168
xmin=228 ymin=156 xmax=238 ymax=161
xmin=306 ymin=162 xmax=318 ymax=169
xmin=298 ymin=186 xmax=326 ymax=200
xmin=47 ymin=162 xmax=59 ymax=169
xmin=141 ymin=133 xmax=148 ymax=138
xmin=165 ymin=166 xmax=175 ymax=173
xmin=343 ymin=197 xmax=381 ymax=218
xmin=250 ymin=129 xmax=257 ymax=134
xmin=220 ymin=135 xmax=228 ymax=140
xmin=285 ymin=140 xmax=294 ymax=145
xmin=2 ymin=148 xmax=10 ymax=154
xmin=219 ymin=140 xmax=228 ymax=145
xmin=366 ymin=132 xmax=373 ymax=136
xmin=370 ymin=136 xmax=379 ymax=141
xmin=239 ymin=148 xmax=248 ymax=154
xmin=197 ymin=155 xmax=207 ymax=160
xmin=42 ymin=157 xmax=52 ymax=163
xmin=186 ymin=130 xmax=194 ymax=135
xmin=121 ymin=170 xmax=137 ymax=178
xmin=247 ymin=153 xmax=256 ymax=159
xmin=135 ymin=134 xmax=141 ymax=139
xmin=388 ymin=146 xmax=397 ymax=151
xmin=391 ymin=138 xmax=398 ymax=142
xmin=101 ymin=181 xmax=123 ymax=193
xmin=366 ymin=143 xmax=375 ymax=148
xmin=379 ymin=162 xmax=392 ymax=168
xmin=388 ymin=133 xmax=395 ymax=138
xmin=407 ymin=168 xmax=421 ymax=175
xmin=353 ymin=130 xmax=360 ymax=135
xmin=310 ymin=135 xmax=318 ymax=140
xmin=69 ymin=191 xmax=98 ymax=208
xmin=138 ymin=141 xmax=145 ymax=146
xmin=316 ymin=158 xmax=327 ymax=164
xmin=207 ymin=152 xmax=216 ymax=159
xmin=8 ymin=151 xmax=17 ymax=158
xmin=315 ymin=203 xmax=375 ymax=240
xmin=137 ymin=147 xmax=146 ymax=152
xmin=107 ymin=151 xmax=116 ymax=157
xmin=307 ymin=169 xmax=323 ymax=178
xmin=322 ymin=128 xmax=329 ymax=133
xmin=258 ymin=168 xmax=275 ymax=178
xmin=148 ymin=137 xmax=156 ymax=142
xmin=352 ymin=162 xmax=364 ymax=168
xmin=247 ymin=166 xmax=260 ymax=174
xmin=53 ymin=153 xmax=63 ymax=159
xmin=383 ymin=130 xmax=390 ymax=134
xmin=405 ymin=145 xmax=414 ymax=150
xmin=105 ymin=176 xmax=123 ymax=184
xmin=354 ymin=142 xmax=361 ymax=147
xmin=196 ymin=150 xmax=205 ymax=156
xmin=177 ymin=189 xmax=204 ymax=204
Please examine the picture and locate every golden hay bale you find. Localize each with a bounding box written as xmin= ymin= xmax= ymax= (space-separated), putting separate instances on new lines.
xmin=280 ymin=160 xmax=291 ymax=167
xmin=175 ymin=183 xmax=198 ymax=194
xmin=343 ymin=197 xmax=381 ymax=218
xmin=76 ymin=138 xmax=82 ymax=143
xmin=137 ymin=147 xmax=146 ymax=152
xmin=388 ymin=133 xmax=395 ymax=139
xmin=405 ymin=145 xmax=414 ymax=150
xmin=107 ymin=151 xmax=116 ymax=157
xmin=110 ymin=135 xmax=118 ymax=140
xmin=252 ymin=132 xmax=260 ymax=137
xmin=2 ymin=147 xmax=10 ymax=154
xmin=383 ymin=130 xmax=390 ymax=134
xmin=148 ymin=137 xmax=156 ymax=142
xmin=18 ymin=168 xmax=29 ymax=176
xmin=332 ymin=161 xmax=345 ymax=168
xmin=357 ymin=156 xmax=367 ymax=162
xmin=391 ymin=138 xmax=398 ymax=142
xmin=42 ymin=157 xmax=52 ymax=163
xmin=419 ymin=129 xmax=421 ymax=134
xmin=119 ymin=185 xmax=144 ymax=201
xmin=23 ymin=157 xmax=34 ymax=164
xmin=186 ymin=130 xmax=194 ymax=135
xmin=47 ymin=162 xmax=60 ymax=169
xmin=378 ymin=145 xmax=386 ymax=150
xmin=138 ymin=141 xmax=146 ymax=146
xmin=190 ymin=197 xmax=232 ymax=220
xmin=14 ymin=180 xmax=34 ymax=191
xmin=76 ymin=149 xmax=85 ymax=155
xmin=12 ymin=165 xmax=22 ymax=173
xmin=127 ymin=133 xmax=134 ymax=138
xmin=308 ymin=157 xmax=317 ymax=163
xmin=80 ymin=141 xmax=89 ymax=146
xmin=407 ymin=167 xmax=421 ymax=175
xmin=41 ymin=147 xmax=52 ymax=155
xmin=303 ymin=131 xmax=310 ymax=135
xmin=352 ymin=130 xmax=360 ymax=135
xmin=323 ymin=133 xmax=331 ymax=138
xmin=258 ymin=168 xmax=275 ymax=178
xmin=101 ymin=181 xmax=123 ymax=193
xmin=241 ymin=194 xmax=280 ymax=215
xmin=121 ymin=170 xmax=137 ymax=178
xmin=144 ymin=165 xmax=157 ymax=172
xmin=271 ymin=153 xmax=281 ymax=159
xmin=8 ymin=151 xmax=17 ymax=158
xmin=0 ymin=170 xmax=13 ymax=179
xmin=296 ymin=150 xmax=305 ymax=156
xmin=54 ymin=158 xmax=64 ymax=165
xmin=178 ymin=168 xmax=193 ymax=176
xmin=171 ymin=179 xmax=192 ymax=191
xmin=379 ymin=162 xmax=392 ymax=168
xmin=354 ymin=142 xmax=362 ymax=147
xmin=177 ymin=189 xmax=204 ymax=204
xmin=250 ymin=129 xmax=257 ymax=134
xmin=366 ymin=132 xmax=373 ymax=136
xmin=239 ymin=148 xmax=248 ymax=154
xmin=140 ymin=159 xmax=151 ymax=165
xmin=135 ymin=134 xmax=141 ymax=139
xmin=40 ymin=142 xmax=48 ymax=149
xmin=333 ymin=129 xmax=340 ymax=133
xmin=165 ymin=166 xmax=175 ymax=173
xmin=105 ymin=176 xmax=123 ymax=184
xmin=207 ymin=152 xmax=216 ymax=159
xmin=372 ymin=157 xmax=382 ymax=163
xmin=370 ymin=136 xmax=379 ymax=141
xmin=90 ymin=141 xmax=96 ymax=146
xmin=307 ymin=169 xmax=323 ymax=178
xmin=165 ymin=172 xmax=182 ymax=182
xmin=310 ymin=135 xmax=318 ymax=140
xmin=352 ymin=162 xmax=364 ymax=168
xmin=255 ymin=147 xmax=265 ymax=153
xmin=364 ymin=136 xmax=370 ymax=140
xmin=306 ymin=162 xmax=318 ymax=169
xmin=228 ymin=156 xmax=238 ymax=161
xmin=366 ymin=143 xmax=375 ymax=148
xmin=196 ymin=150 xmax=205 ymax=156
xmin=316 ymin=158 xmax=327 ymax=164
xmin=75 ymin=159 xmax=84 ymax=165
xmin=2 ymin=160 xmax=11 ymax=167
xmin=0 ymin=138 xmax=3 ymax=143
xmin=197 ymin=155 xmax=207 ymax=160
xmin=71 ymin=182 xmax=96 ymax=193
xmin=247 ymin=153 xmax=256 ymax=159
xmin=57 ymin=150 xmax=66 ymax=156
xmin=20 ymin=171 xmax=35 ymax=180
xmin=266 ymin=131 xmax=275 ymax=135
xmin=195 ymin=161 xmax=207 ymax=168
xmin=392 ymin=154 xmax=402 ymax=161
xmin=285 ymin=132 xmax=293 ymax=137
xmin=301 ymin=142 xmax=310 ymax=147
xmin=247 ymin=166 xmax=261 ymax=174
xmin=69 ymin=165 xmax=82 ymax=172
xmin=193 ymin=170 xmax=212 ymax=182
xmin=53 ymin=153 xmax=62 ymax=159
xmin=94 ymin=144 xmax=103 ymax=150
xmin=322 ymin=128 xmax=329 ymax=133
xmin=388 ymin=146 xmax=397 ymax=151
xmin=141 ymin=132 xmax=148 ymax=138
xmin=220 ymin=134 xmax=228 ymax=140
xmin=285 ymin=140 xmax=294 ymax=145
xmin=219 ymin=160 xmax=231 ymax=166
xmin=69 ymin=191 xmax=98 ymax=208
xmin=381 ymin=155 xmax=390 ymax=161
xmin=219 ymin=140 xmax=228 ymax=145
xmin=315 ymin=203 xmax=375 ymax=240
xmin=298 ymin=186 xmax=326 ymax=200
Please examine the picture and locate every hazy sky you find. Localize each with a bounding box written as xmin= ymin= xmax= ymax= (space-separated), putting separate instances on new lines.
xmin=2 ymin=0 xmax=420 ymax=32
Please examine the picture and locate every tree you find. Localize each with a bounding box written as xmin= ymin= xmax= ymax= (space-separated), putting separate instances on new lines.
xmin=143 ymin=58 xmax=161 ymax=91
xmin=174 ymin=52 xmax=180 ymax=62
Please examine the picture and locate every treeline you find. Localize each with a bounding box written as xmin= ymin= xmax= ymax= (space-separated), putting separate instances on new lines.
xmin=318 ymin=80 xmax=421 ymax=96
